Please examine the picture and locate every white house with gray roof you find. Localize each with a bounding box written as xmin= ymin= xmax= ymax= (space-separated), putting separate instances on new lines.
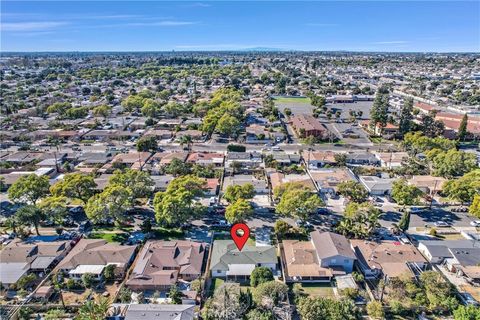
xmin=209 ymin=240 xmax=277 ymax=280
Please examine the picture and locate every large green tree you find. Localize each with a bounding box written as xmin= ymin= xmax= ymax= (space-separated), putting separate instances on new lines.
xmin=252 ymin=281 xmax=289 ymax=309
xmin=15 ymin=205 xmax=46 ymax=235
xmin=469 ymin=194 xmax=480 ymax=218
xmin=153 ymin=175 xmax=205 ymax=225
xmin=225 ymin=198 xmax=253 ymax=224
xmin=84 ymin=185 xmax=132 ymax=224
xmin=457 ymin=114 xmax=469 ymax=141
xmin=275 ymin=182 xmax=323 ymax=221
xmin=337 ymin=181 xmax=368 ymax=203
xmin=337 ymin=202 xmax=381 ymax=239
xmin=370 ymin=92 xmax=389 ymax=132
xmin=50 ymin=173 xmax=96 ymax=203
xmin=297 ymin=297 xmax=359 ymax=320
xmin=77 ymin=297 xmax=110 ymax=320
xmin=391 ymin=179 xmax=423 ymax=205
xmin=8 ymin=174 xmax=50 ymax=205
xmin=108 ymin=169 xmax=154 ymax=201
xmin=399 ymin=98 xmax=414 ymax=135
xmin=250 ymin=267 xmax=274 ymax=287
xmin=443 ymin=170 xmax=480 ymax=203
xmin=453 ymin=305 xmax=480 ymax=320
xmin=38 ymin=196 xmax=69 ymax=224
xmin=136 ymin=136 xmax=158 ymax=152
xmin=223 ymin=184 xmax=255 ymax=203
xmin=428 ymin=149 xmax=477 ymax=178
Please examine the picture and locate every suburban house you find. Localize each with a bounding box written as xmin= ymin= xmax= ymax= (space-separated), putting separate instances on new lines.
xmin=158 ymin=152 xmax=189 ymax=166
xmin=418 ymin=239 xmax=480 ymax=283
xmin=210 ymin=240 xmax=277 ymax=280
xmin=186 ymin=152 xmax=225 ymax=167
xmin=360 ymin=120 xmax=399 ymax=137
xmin=309 ymin=168 xmax=357 ymax=194
xmin=204 ymin=178 xmax=220 ymax=196
xmin=175 ymin=130 xmax=204 ymax=142
xmin=126 ymin=240 xmax=206 ymax=291
xmin=109 ymin=152 xmax=152 ymax=171
xmin=143 ymin=129 xmax=173 ymax=140
xmin=268 ymin=152 xmax=301 ymax=166
xmin=108 ymin=304 xmax=195 ymax=320
xmin=407 ymin=175 xmax=447 ymax=195
xmin=302 ymin=150 xmax=338 ymax=169
xmin=281 ymin=231 xmax=356 ymax=283
xmin=359 ymin=175 xmax=395 ymax=195
xmin=57 ymin=239 xmax=136 ymax=281
xmin=225 ymin=152 xmax=262 ymax=169
xmin=351 ymin=240 xmax=428 ymax=279
xmin=345 ymin=152 xmax=380 ymax=166
xmin=0 ymin=239 xmax=72 ymax=288
xmin=269 ymin=172 xmax=316 ymax=192
xmin=222 ymin=174 xmax=269 ymax=194
xmin=374 ymin=152 xmax=409 ymax=168
xmin=245 ymin=124 xmax=285 ymax=144
xmin=290 ymin=114 xmax=330 ymax=139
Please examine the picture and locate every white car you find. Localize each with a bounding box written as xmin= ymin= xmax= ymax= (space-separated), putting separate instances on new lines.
xmin=410 ymin=207 xmax=427 ymax=213
xmin=470 ymin=220 xmax=480 ymax=227
xmin=434 ymin=221 xmax=450 ymax=228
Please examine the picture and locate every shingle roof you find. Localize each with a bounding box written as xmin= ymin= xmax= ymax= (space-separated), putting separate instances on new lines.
xmin=124 ymin=304 xmax=195 ymax=320
xmin=210 ymin=240 xmax=276 ymax=271
xmin=57 ymin=239 xmax=136 ymax=270
xmin=127 ymin=240 xmax=205 ymax=288
xmin=310 ymin=231 xmax=356 ymax=259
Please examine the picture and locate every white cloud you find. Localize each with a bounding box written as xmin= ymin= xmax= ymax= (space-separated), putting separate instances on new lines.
xmin=1 ymin=21 xmax=67 ymax=32
xmin=127 ymin=20 xmax=198 ymax=27
xmin=182 ymin=3 xmax=211 ymax=8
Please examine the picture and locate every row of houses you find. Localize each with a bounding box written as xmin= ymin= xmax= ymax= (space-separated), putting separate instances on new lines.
xmin=7 ymin=229 xmax=476 ymax=294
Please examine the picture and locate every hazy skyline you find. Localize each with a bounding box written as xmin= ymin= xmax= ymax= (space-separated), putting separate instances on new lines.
xmin=1 ymin=1 xmax=479 ymax=52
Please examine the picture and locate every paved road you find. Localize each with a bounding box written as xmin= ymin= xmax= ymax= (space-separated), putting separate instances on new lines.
xmin=159 ymin=141 xmax=397 ymax=153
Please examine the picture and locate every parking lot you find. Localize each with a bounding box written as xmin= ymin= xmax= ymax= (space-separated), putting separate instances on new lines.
xmin=409 ymin=207 xmax=477 ymax=229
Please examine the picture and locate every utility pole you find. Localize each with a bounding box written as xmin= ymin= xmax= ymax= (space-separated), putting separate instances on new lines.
xmin=429 ymin=179 xmax=438 ymax=209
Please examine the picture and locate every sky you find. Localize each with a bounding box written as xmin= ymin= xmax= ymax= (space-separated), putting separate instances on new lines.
xmin=1 ymin=1 xmax=479 ymax=52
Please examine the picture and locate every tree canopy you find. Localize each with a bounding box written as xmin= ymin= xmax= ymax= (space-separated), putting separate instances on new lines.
xmin=50 ymin=173 xmax=96 ymax=203
xmin=84 ymin=185 xmax=132 ymax=224
xmin=225 ymin=198 xmax=253 ymax=224
xmin=274 ymin=182 xmax=323 ymax=221
xmin=153 ymin=175 xmax=205 ymax=225
xmin=337 ymin=181 xmax=368 ymax=203
xmin=8 ymin=174 xmax=50 ymax=205
xmin=391 ymin=179 xmax=423 ymax=205
xmin=108 ymin=169 xmax=154 ymax=201
xmin=250 ymin=266 xmax=274 ymax=287
xmin=223 ymin=184 xmax=255 ymax=203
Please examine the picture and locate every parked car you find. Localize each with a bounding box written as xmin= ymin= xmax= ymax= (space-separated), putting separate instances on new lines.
xmin=470 ymin=220 xmax=480 ymax=227
xmin=459 ymin=292 xmax=479 ymax=306
xmin=410 ymin=207 xmax=427 ymax=213
xmin=434 ymin=221 xmax=450 ymax=228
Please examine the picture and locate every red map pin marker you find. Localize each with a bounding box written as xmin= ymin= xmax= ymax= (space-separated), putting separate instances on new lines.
xmin=230 ymin=223 xmax=250 ymax=251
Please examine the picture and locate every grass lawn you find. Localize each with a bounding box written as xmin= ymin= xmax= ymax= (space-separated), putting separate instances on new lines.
xmin=437 ymin=233 xmax=466 ymax=240
xmin=151 ymin=227 xmax=184 ymax=240
xmin=274 ymin=97 xmax=311 ymax=104
xmin=88 ymin=232 xmax=129 ymax=243
xmin=92 ymin=225 xmax=134 ymax=232
xmin=208 ymin=278 xmax=225 ymax=296
xmin=300 ymin=283 xmax=336 ymax=298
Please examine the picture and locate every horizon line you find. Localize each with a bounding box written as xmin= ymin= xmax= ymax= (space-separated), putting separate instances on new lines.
xmin=1 ymin=50 xmax=479 ymax=54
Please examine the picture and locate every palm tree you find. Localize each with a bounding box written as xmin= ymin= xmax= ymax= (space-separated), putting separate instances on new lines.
xmin=179 ymin=135 xmax=193 ymax=151
xmin=77 ymin=297 xmax=110 ymax=320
